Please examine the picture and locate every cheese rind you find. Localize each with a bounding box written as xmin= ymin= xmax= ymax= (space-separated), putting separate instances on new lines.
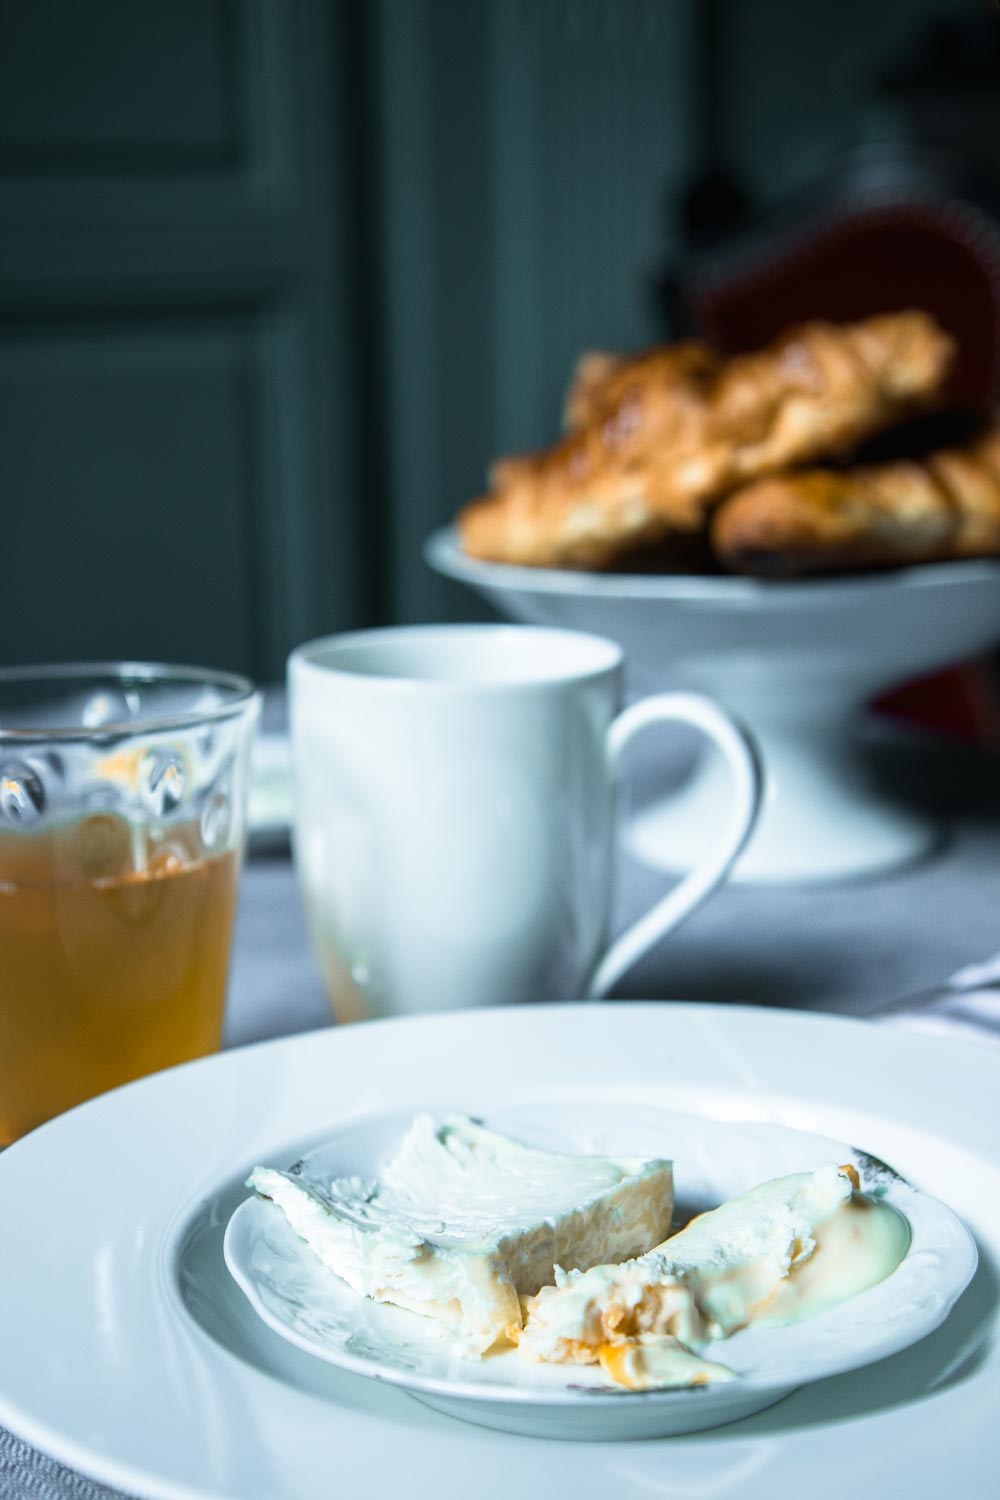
xmin=248 ymin=1115 xmax=673 ymax=1355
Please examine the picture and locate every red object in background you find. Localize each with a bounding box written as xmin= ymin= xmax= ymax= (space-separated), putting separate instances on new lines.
xmin=691 ymin=206 xmax=1000 ymax=406
xmin=879 ymin=661 xmax=1000 ymax=748
xmin=673 ymin=147 xmax=1000 ymax=745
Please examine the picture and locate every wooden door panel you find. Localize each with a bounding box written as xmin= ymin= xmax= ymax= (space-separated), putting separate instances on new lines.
xmin=0 ymin=0 xmax=356 ymax=679
xmin=0 ymin=0 xmax=274 ymax=227
xmin=1 ymin=314 xmax=258 ymax=669
xmin=0 ymin=1 xmax=238 ymax=165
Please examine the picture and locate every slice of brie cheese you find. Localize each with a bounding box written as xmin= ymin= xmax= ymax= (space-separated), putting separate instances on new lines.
xmin=520 ymin=1163 xmax=909 ymax=1383
xmin=248 ymin=1115 xmax=672 ymax=1355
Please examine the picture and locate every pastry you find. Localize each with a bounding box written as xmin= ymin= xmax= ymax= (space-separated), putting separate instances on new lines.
xmin=562 ymin=343 xmax=721 ymax=430
xmin=458 ymin=311 xmax=955 ymax=569
xmin=712 ymin=424 xmax=1000 ymax=577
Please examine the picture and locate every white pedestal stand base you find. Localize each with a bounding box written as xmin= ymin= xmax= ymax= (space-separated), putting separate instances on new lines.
xmin=626 ymin=715 xmax=938 ymax=884
xmin=426 ymin=530 xmax=1000 ymax=886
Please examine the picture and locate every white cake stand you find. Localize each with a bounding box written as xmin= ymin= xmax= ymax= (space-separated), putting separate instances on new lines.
xmin=427 ymin=528 xmax=1000 ymax=883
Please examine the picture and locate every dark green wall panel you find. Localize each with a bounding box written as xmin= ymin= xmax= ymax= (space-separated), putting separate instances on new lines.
xmin=0 ymin=315 xmax=257 ymax=669
xmin=490 ymin=0 xmax=695 ymax=453
xmin=0 ymin=0 xmax=238 ymax=167
xmin=0 ymin=0 xmax=360 ymax=681
xmin=0 ymin=0 xmax=978 ymax=653
xmin=375 ymin=0 xmax=695 ymax=624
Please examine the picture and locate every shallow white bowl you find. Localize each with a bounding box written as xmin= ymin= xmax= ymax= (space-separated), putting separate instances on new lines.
xmin=0 ymin=1002 xmax=997 ymax=1500
xmin=427 ymin=529 xmax=1000 ymax=882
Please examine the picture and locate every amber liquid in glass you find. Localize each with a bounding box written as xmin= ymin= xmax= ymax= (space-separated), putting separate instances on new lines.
xmin=0 ymin=816 xmax=239 ymax=1144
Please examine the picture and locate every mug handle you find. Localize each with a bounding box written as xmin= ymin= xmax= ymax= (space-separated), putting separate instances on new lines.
xmin=586 ymin=693 xmax=763 ymax=999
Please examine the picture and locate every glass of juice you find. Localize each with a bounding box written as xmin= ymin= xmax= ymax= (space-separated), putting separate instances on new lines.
xmin=0 ymin=663 xmax=260 ymax=1144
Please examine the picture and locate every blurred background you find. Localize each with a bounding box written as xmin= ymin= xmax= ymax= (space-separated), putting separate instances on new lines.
xmin=2 ymin=0 xmax=999 ymax=683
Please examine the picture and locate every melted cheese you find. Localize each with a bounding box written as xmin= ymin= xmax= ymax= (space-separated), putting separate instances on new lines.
xmin=520 ymin=1164 xmax=909 ymax=1385
xmin=599 ymin=1336 xmax=736 ymax=1390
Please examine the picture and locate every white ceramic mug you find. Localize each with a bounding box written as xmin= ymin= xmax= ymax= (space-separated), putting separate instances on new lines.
xmin=289 ymin=625 xmax=761 ymax=1020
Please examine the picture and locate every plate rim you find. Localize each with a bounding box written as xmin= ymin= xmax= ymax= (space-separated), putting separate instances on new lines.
xmin=222 ymin=1134 xmax=976 ymax=1409
xmin=0 ymin=1000 xmax=997 ymax=1500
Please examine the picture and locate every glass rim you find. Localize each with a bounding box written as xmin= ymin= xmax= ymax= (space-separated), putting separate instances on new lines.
xmin=0 ymin=661 xmax=260 ymax=742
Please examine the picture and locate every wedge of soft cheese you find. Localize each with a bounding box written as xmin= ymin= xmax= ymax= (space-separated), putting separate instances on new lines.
xmin=520 ymin=1163 xmax=909 ymax=1385
xmin=248 ymin=1115 xmax=672 ymax=1355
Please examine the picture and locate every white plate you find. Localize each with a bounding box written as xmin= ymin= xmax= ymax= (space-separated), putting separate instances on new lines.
xmin=1 ymin=1003 xmax=998 ymax=1500
xmin=224 ymin=1105 xmax=973 ymax=1440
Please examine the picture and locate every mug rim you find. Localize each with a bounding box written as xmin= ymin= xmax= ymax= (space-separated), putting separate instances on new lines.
xmin=288 ymin=623 xmax=624 ymax=692
xmin=0 ymin=661 xmax=260 ymax=742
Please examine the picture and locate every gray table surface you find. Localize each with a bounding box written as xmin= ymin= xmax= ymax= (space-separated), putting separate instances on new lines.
xmin=5 ymin=725 xmax=1000 ymax=1499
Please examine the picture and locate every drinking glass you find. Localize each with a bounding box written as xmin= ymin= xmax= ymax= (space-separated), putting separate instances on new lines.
xmin=0 ymin=663 xmax=260 ymax=1144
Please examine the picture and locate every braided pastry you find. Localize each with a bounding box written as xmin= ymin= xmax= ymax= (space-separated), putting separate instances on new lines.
xmin=712 ymin=425 xmax=1000 ymax=577
xmin=458 ymin=311 xmax=954 ymax=569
